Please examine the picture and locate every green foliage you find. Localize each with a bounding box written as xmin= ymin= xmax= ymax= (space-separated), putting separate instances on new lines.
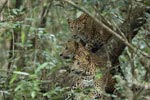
xmin=0 ymin=0 xmax=150 ymax=100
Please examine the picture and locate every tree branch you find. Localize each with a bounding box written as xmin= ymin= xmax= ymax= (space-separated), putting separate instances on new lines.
xmin=0 ymin=0 xmax=8 ymax=13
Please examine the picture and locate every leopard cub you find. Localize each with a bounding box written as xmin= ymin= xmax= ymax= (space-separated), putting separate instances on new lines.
xmin=68 ymin=13 xmax=112 ymax=52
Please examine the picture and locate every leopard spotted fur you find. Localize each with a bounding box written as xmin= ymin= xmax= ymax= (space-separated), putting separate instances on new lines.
xmin=68 ymin=13 xmax=112 ymax=52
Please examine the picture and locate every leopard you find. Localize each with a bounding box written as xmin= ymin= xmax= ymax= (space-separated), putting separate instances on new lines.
xmin=60 ymin=37 xmax=108 ymax=75
xmin=68 ymin=13 xmax=113 ymax=52
xmin=60 ymin=39 xmax=79 ymax=59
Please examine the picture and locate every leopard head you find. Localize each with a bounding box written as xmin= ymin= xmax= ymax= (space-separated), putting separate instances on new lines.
xmin=67 ymin=18 xmax=87 ymax=42
xmin=60 ymin=40 xmax=79 ymax=59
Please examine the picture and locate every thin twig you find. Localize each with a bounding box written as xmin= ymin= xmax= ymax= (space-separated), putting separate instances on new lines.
xmin=64 ymin=0 xmax=150 ymax=58
xmin=0 ymin=0 xmax=8 ymax=13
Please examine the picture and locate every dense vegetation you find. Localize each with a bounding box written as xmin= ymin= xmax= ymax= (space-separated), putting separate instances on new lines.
xmin=0 ymin=0 xmax=150 ymax=100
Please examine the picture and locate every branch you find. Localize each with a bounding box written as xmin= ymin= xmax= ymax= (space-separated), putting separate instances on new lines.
xmin=39 ymin=1 xmax=52 ymax=28
xmin=64 ymin=0 xmax=150 ymax=58
xmin=0 ymin=0 xmax=8 ymax=13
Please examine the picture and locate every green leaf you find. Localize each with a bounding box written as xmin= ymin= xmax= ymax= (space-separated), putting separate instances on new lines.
xmin=12 ymin=9 xmax=18 ymax=15
xmin=31 ymin=91 xmax=36 ymax=98
xmin=15 ymin=84 xmax=23 ymax=92
xmin=95 ymin=72 xmax=102 ymax=79
xmin=9 ymin=74 xmax=18 ymax=85
xmin=13 ymin=71 xmax=30 ymax=76
xmin=21 ymin=31 xmax=25 ymax=44
xmin=35 ymin=63 xmax=48 ymax=74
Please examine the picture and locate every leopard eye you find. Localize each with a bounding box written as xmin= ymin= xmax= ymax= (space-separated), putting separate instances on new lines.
xmin=78 ymin=27 xmax=81 ymax=31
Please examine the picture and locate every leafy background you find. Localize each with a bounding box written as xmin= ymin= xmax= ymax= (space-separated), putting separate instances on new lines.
xmin=0 ymin=0 xmax=150 ymax=100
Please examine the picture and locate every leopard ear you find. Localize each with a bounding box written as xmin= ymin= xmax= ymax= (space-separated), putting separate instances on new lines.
xmin=67 ymin=18 xmax=73 ymax=24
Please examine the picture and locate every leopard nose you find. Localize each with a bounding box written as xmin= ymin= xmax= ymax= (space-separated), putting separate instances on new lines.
xmin=72 ymin=35 xmax=78 ymax=39
xmin=59 ymin=53 xmax=63 ymax=56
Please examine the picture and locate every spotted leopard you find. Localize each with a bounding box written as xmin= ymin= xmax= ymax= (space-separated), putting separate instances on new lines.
xmin=68 ymin=13 xmax=112 ymax=52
